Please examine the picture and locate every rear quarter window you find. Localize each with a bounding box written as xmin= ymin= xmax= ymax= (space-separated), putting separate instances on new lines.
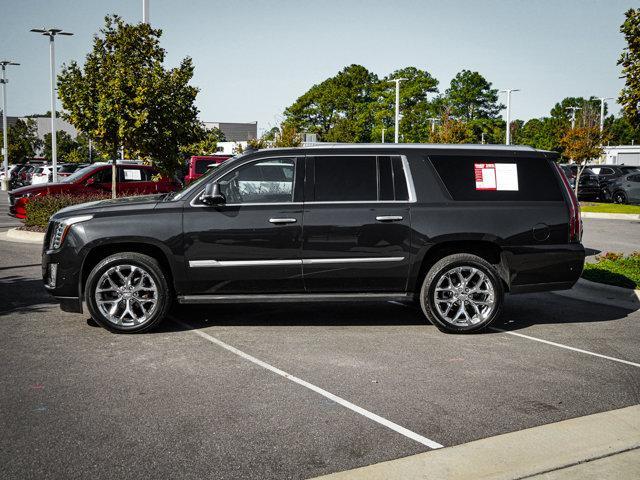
xmin=429 ymin=156 xmax=563 ymax=201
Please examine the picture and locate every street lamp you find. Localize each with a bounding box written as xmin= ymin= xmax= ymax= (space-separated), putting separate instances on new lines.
xmin=426 ymin=117 xmax=440 ymax=133
xmin=596 ymin=97 xmax=613 ymax=134
xmin=388 ymin=78 xmax=407 ymax=143
xmin=499 ymin=89 xmax=520 ymax=145
xmin=1 ymin=60 xmax=19 ymax=191
xmin=565 ymin=106 xmax=581 ymax=129
xmin=30 ymin=27 xmax=74 ymax=183
xmin=143 ymin=0 xmax=150 ymax=24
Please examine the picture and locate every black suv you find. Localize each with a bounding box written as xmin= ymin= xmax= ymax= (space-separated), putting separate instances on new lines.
xmin=42 ymin=145 xmax=585 ymax=334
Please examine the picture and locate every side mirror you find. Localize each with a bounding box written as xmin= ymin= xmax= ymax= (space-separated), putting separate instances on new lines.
xmin=202 ymin=182 xmax=226 ymax=206
xmin=85 ymin=177 xmax=96 ymax=187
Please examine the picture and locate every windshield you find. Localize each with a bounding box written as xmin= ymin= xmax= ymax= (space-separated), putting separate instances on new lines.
xmin=63 ymin=164 xmax=100 ymax=183
xmin=168 ymin=153 xmax=248 ymax=201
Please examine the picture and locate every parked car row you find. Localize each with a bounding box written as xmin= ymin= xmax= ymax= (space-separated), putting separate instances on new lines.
xmin=9 ymin=163 xmax=179 ymax=219
xmin=558 ymin=163 xmax=640 ymax=204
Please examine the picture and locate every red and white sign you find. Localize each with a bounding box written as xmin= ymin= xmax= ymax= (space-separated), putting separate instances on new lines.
xmin=475 ymin=163 xmax=496 ymax=190
xmin=475 ymin=163 xmax=519 ymax=191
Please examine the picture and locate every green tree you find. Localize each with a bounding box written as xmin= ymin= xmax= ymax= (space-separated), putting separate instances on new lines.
xmin=604 ymin=115 xmax=640 ymax=145
xmin=274 ymin=123 xmax=302 ymax=147
xmin=618 ymin=8 xmax=640 ymax=128
xmin=181 ymin=127 xmax=226 ymax=156
xmin=372 ymin=67 xmax=439 ymax=143
xmin=444 ymin=70 xmax=504 ymax=120
xmin=284 ymin=64 xmax=379 ymax=142
xmin=0 ymin=118 xmax=43 ymax=163
xmin=428 ymin=108 xmax=474 ymax=143
xmin=43 ymin=131 xmax=79 ymax=161
xmin=58 ymin=15 xmax=202 ymax=196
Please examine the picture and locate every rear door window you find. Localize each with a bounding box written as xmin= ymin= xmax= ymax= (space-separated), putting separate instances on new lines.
xmin=313 ymin=156 xmax=377 ymax=202
xmin=429 ymin=156 xmax=563 ymax=201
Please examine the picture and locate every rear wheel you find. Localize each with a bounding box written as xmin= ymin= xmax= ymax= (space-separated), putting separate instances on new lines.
xmin=613 ymin=190 xmax=627 ymax=204
xmin=419 ymin=253 xmax=504 ymax=333
xmin=85 ymin=252 xmax=171 ymax=333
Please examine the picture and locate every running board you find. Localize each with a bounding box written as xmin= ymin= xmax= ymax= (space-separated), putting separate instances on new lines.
xmin=177 ymin=293 xmax=413 ymax=304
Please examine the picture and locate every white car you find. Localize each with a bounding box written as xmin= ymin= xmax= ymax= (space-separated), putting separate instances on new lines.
xmin=30 ymin=165 xmax=53 ymax=185
xmin=0 ymin=165 xmax=18 ymax=183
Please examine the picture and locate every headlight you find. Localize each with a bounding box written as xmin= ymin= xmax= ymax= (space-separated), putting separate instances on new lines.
xmin=49 ymin=215 xmax=93 ymax=250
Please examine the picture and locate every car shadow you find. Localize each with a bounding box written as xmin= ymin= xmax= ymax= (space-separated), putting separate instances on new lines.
xmin=153 ymin=290 xmax=635 ymax=335
xmin=0 ymin=275 xmax=56 ymax=318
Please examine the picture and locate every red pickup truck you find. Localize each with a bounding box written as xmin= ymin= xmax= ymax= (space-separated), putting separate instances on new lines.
xmin=184 ymin=155 xmax=232 ymax=185
xmin=9 ymin=163 xmax=179 ymax=219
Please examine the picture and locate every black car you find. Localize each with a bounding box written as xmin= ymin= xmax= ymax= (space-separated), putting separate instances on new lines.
xmin=558 ymin=165 xmax=601 ymax=200
xmin=42 ymin=145 xmax=585 ymax=334
xmin=588 ymin=164 xmax=640 ymax=200
xmin=607 ymin=171 xmax=640 ymax=204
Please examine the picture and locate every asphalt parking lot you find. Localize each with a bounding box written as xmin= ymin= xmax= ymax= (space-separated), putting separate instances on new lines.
xmin=1 ymin=201 xmax=639 ymax=479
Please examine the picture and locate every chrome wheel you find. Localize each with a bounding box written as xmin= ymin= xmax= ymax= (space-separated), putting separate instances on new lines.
xmin=94 ymin=264 xmax=158 ymax=327
xmin=432 ymin=266 xmax=495 ymax=327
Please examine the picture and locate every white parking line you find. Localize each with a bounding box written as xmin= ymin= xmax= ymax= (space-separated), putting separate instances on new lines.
xmin=491 ymin=328 xmax=640 ymax=368
xmin=178 ymin=321 xmax=444 ymax=449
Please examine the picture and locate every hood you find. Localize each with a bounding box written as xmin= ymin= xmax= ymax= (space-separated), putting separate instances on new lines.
xmin=9 ymin=183 xmax=57 ymax=196
xmin=53 ymin=194 xmax=166 ymax=220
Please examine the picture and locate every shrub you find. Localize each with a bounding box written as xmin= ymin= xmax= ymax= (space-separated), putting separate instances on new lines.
xmin=24 ymin=193 xmax=112 ymax=229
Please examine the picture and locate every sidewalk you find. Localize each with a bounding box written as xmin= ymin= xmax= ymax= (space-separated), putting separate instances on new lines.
xmin=312 ymin=405 xmax=640 ymax=480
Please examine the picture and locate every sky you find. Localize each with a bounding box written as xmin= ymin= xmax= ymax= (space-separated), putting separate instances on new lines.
xmin=0 ymin=0 xmax=633 ymax=134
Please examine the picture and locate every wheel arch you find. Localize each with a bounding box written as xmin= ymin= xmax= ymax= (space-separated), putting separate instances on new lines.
xmin=79 ymin=239 xmax=175 ymax=299
xmin=411 ymin=239 xmax=509 ymax=294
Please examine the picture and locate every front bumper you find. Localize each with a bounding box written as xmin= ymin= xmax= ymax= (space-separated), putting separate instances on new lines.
xmin=42 ymin=230 xmax=84 ymax=313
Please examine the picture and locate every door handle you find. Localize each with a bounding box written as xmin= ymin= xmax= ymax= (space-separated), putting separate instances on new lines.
xmin=269 ymin=218 xmax=297 ymax=224
xmin=376 ymin=215 xmax=403 ymax=222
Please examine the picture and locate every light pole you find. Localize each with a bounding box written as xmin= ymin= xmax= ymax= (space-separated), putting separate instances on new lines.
xmin=1 ymin=60 xmax=19 ymax=191
xmin=30 ymin=27 xmax=73 ymax=183
xmin=389 ymin=78 xmax=407 ymax=143
xmin=597 ymin=97 xmax=613 ymax=134
xmin=481 ymin=132 xmax=487 ymax=145
xmin=499 ymin=89 xmax=520 ymax=145
xmin=143 ymin=0 xmax=150 ymax=24
xmin=381 ymin=127 xmax=385 ymax=143
xmin=566 ymin=106 xmax=581 ymax=129
xmin=426 ymin=117 xmax=439 ymax=133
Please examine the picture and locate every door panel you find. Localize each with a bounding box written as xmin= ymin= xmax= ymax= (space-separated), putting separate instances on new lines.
xmin=301 ymin=155 xmax=412 ymax=293
xmin=182 ymin=156 xmax=304 ymax=294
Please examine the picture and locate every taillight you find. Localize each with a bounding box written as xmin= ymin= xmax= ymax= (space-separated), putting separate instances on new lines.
xmin=554 ymin=163 xmax=582 ymax=243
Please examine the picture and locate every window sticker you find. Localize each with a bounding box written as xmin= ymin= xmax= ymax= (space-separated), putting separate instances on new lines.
xmin=123 ymin=169 xmax=142 ymax=181
xmin=474 ymin=163 xmax=496 ymax=190
xmin=474 ymin=163 xmax=518 ymax=191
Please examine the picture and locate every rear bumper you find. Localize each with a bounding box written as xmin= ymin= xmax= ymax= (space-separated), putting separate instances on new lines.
xmin=503 ymin=243 xmax=585 ymax=294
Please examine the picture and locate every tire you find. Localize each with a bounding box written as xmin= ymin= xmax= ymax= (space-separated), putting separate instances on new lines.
xmin=85 ymin=252 xmax=171 ymax=333
xmin=419 ymin=253 xmax=504 ymax=334
xmin=612 ymin=190 xmax=627 ymax=205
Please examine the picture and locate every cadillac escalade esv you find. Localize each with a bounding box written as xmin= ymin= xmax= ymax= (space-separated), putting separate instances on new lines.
xmin=42 ymin=144 xmax=585 ymax=334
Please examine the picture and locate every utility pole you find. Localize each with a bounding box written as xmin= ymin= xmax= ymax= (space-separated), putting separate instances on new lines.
xmin=389 ymin=78 xmax=407 ymax=143
xmin=381 ymin=128 xmax=385 ymax=143
xmin=0 ymin=60 xmax=19 ymax=191
xmin=499 ymin=89 xmax=520 ymax=145
xmin=143 ymin=0 xmax=150 ymax=24
xmin=597 ymin=97 xmax=613 ymax=135
xmin=426 ymin=117 xmax=439 ymax=133
xmin=481 ymin=132 xmax=487 ymax=145
xmin=566 ymin=106 xmax=581 ymax=129
xmin=30 ymin=27 xmax=73 ymax=183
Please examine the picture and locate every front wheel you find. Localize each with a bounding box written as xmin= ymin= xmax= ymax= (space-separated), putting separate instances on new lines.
xmin=419 ymin=253 xmax=504 ymax=333
xmin=85 ymin=252 xmax=171 ymax=333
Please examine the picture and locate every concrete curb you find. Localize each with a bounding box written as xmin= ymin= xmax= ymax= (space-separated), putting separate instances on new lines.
xmin=312 ymin=405 xmax=640 ymax=480
xmin=1 ymin=227 xmax=45 ymax=244
xmin=581 ymin=211 xmax=640 ymax=220
xmin=554 ymin=278 xmax=640 ymax=310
